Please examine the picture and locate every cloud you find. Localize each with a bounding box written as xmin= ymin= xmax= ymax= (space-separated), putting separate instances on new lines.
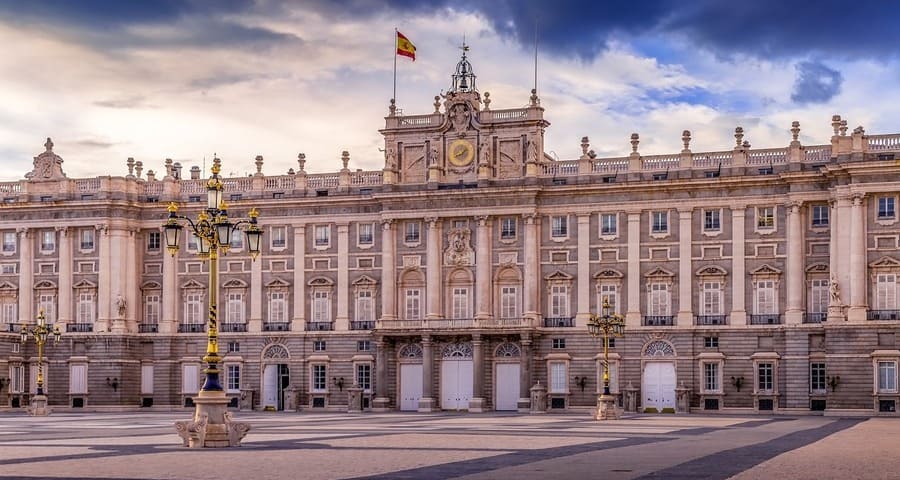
xmin=93 ymin=96 xmax=156 ymax=109
xmin=791 ymin=61 xmax=843 ymax=104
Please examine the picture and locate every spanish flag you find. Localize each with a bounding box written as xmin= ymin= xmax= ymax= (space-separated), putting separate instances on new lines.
xmin=396 ymin=31 xmax=416 ymax=61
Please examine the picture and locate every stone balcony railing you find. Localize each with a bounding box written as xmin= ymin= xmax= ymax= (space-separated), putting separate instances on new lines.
xmin=377 ymin=317 xmax=531 ymax=330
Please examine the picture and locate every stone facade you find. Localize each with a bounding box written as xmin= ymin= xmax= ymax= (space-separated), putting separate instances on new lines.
xmin=1 ymin=54 xmax=900 ymax=416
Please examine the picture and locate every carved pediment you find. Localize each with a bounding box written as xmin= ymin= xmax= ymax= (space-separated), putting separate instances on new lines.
xmin=72 ymin=279 xmax=97 ymax=289
xmin=181 ymin=279 xmax=205 ymax=290
xmin=805 ymin=263 xmax=830 ymax=273
xmin=222 ymin=279 xmax=248 ymax=289
xmin=696 ymin=265 xmax=728 ymax=277
xmin=0 ymin=281 xmax=17 ymax=291
xmin=307 ymin=276 xmax=334 ymax=287
xmin=26 ymin=138 xmax=67 ymax=181
xmin=34 ymin=280 xmax=57 ymax=290
xmin=352 ymin=275 xmax=377 ymax=287
xmin=266 ymin=278 xmax=291 ymax=288
xmin=645 ymin=267 xmax=675 ymax=278
xmin=750 ymin=264 xmax=782 ymax=276
xmin=594 ymin=269 xmax=624 ymax=279
xmin=545 ymin=270 xmax=573 ymax=282
xmin=141 ymin=281 xmax=162 ymax=291
xmin=870 ymin=256 xmax=900 ymax=269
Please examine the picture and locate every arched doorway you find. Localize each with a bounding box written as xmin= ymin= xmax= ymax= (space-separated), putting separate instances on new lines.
xmin=493 ymin=342 xmax=521 ymax=411
xmin=441 ymin=342 xmax=473 ymax=411
xmin=398 ymin=343 xmax=423 ymax=411
xmin=261 ymin=344 xmax=290 ymax=411
xmin=641 ymin=340 xmax=676 ymax=411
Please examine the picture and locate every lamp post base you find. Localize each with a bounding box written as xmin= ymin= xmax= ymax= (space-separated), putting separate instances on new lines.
xmin=174 ymin=390 xmax=250 ymax=448
xmin=595 ymin=394 xmax=620 ymax=421
xmin=27 ymin=394 xmax=51 ymax=416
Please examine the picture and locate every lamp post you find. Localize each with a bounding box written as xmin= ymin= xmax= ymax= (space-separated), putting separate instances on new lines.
xmin=586 ymin=297 xmax=625 ymax=420
xmin=21 ymin=309 xmax=61 ymax=416
xmin=164 ymin=158 xmax=261 ymax=448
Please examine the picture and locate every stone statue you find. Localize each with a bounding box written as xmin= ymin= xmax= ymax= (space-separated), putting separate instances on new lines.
xmin=526 ymin=138 xmax=539 ymax=164
xmin=115 ymin=294 xmax=127 ymax=317
xmin=385 ymin=148 xmax=397 ymax=170
xmin=830 ymin=274 xmax=841 ymax=305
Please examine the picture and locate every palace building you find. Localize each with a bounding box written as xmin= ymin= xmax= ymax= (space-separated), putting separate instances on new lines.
xmin=2 ymin=51 xmax=900 ymax=416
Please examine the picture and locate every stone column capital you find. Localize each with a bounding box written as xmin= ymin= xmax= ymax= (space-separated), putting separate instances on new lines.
xmin=424 ymin=217 xmax=439 ymax=229
xmin=474 ymin=215 xmax=490 ymax=227
xmin=54 ymin=226 xmax=69 ymax=235
xmin=381 ymin=218 xmax=395 ymax=230
xmin=522 ymin=212 xmax=537 ymax=224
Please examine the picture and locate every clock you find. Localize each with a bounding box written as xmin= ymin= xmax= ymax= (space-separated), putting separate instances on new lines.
xmin=448 ymin=139 xmax=475 ymax=167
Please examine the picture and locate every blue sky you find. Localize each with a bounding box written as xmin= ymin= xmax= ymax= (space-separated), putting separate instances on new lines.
xmin=1 ymin=0 xmax=898 ymax=179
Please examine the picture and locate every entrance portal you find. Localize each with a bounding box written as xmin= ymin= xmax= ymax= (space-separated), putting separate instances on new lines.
xmin=642 ymin=362 xmax=676 ymax=411
xmin=263 ymin=364 xmax=289 ymax=411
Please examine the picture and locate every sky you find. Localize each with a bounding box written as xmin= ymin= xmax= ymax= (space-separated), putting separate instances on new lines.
xmin=1 ymin=0 xmax=900 ymax=181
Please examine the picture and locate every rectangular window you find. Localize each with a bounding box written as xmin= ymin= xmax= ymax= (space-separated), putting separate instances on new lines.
xmin=1 ymin=302 xmax=17 ymax=324
xmin=651 ymin=211 xmax=668 ymax=234
xmin=41 ymin=230 xmax=55 ymax=252
xmin=38 ymin=294 xmax=55 ymax=323
xmin=452 ymin=219 xmax=467 ymax=229
xmin=703 ymin=210 xmax=720 ymax=232
xmin=313 ymin=340 xmax=326 ymax=352
xmin=600 ymin=213 xmax=617 ymax=236
xmin=358 ymin=223 xmax=374 ymax=245
xmin=551 ymin=338 xmax=566 ymax=349
xmin=550 ymin=216 xmax=568 ymax=238
xmin=356 ymin=363 xmax=372 ymax=392
xmin=312 ymin=291 xmax=330 ymax=322
xmin=312 ymin=364 xmax=327 ymax=392
xmin=549 ymin=362 xmax=567 ymax=393
xmin=147 ymin=231 xmax=161 ymax=251
xmin=757 ymin=206 xmax=775 ymax=229
xmin=500 ymin=286 xmax=518 ymax=319
xmin=811 ymin=205 xmax=829 ymax=227
xmin=76 ymin=292 xmax=94 ymax=323
xmin=315 ymin=225 xmax=330 ymax=247
xmin=878 ymin=196 xmax=896 ymax=219
xmin=1 ymin=264 xmax=15 ymax=274
xmin=404 ymin=222 xmax=420 ymax=243
xmin=226 ymin=365 xmax=241 ymax=392
xmin=355 ymin=290 xmax=374 ymax=322
xmin=2 ymin=232 xmax=15 ymax=253
xmin=357 ymin=340 xmax=371 ymax=351
xmin=704 ymin=363 xmax=720 ymax=392
xmin=755 ymin=280 xmax=777 ymax=314
xmin=182 ymin=364 xmax=200 ymax=394
xmin=229 ymin=231 xmax=243 ymax=249
xmin=704 ymin=336 xmax=719 ymax=348
xmin=598 ymin=285 xmax=619 ymax=314
xmin=79 ymin=229 xmax=95 ymax=250
xmin=810 ymin=279 xmax=829 ymax=314
xmin=876 ymin=274 xmax=898 ymax=310
xmin=451 ymin=287 xmax=469 ymax=319
xmin=549 ymin=285 xmax=569 ymax=318
xmin=810 ymin=362 xmax=826 ymax=394
xmin=878 ymin=361 xmax=898 ymax=392
xmin=227 ymin=341 xmax=240 ymax=353
xmin=185 ymin=292 xmax=202 ymax=324
xmin=225 ymin=292 xmax=244 ymax=323
xmin=500 ymin=217 xmax=517 ymax=240
xmin=10 ymin=365 xmax=24 ymax=393
xmin=757 ymin=362 xmax=774 ymax=393
xmin=405 ymin=289 xmax=421 ymax=320
xmin=187 ymin=233 xmax=200 ymax=252
xmin=269 ymin=291 xmax=286 ymax=322
xmin=701 ymin=282 xmax=722 ymax=315
xmin=648 ymin=283 xmax=670 ymax=316
xmin=271 ymin=226 xmax=286 ymax=248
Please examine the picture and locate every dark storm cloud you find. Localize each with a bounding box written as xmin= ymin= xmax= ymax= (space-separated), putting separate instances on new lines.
xmin=791 ymin=61 xmax=843 ymax=104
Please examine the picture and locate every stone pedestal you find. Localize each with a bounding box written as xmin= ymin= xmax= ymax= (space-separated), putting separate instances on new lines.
xmin=827 ymin=305 xmax=845 ymax=322
xmin=239 ymin=388 xmax=256 ymax=411
xmin=417 ymin=397 xmax=437 ymax=413
xmin=530 ymin=382 xmax=547 ymax=414
xmin=372 ymin=396 xmax=391 ymax=412
xmin=595 ymin=394 xmax=620 ymax=420
xmin=284 ymin=387 xmax=299 ymax=412
xmin=675 ymin=383 xmax=691 ymax=413
xmin=623 ymin=382 xmax=639 ymax=413
xmin=347 ymin=386 xmax=363 ymax=413
xmin=175 ymin=391 xmax=250 ymax=448
xmin=27 ymin=394 xmax=51 ymax=416
xmin=468 ymin=397 xmax=485 ymax=413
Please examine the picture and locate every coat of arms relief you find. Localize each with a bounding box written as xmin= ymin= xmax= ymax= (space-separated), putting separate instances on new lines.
xmin=444 ymin=227 xmax=474 ymax=266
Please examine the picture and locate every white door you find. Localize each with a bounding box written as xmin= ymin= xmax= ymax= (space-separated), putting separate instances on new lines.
xmin=263 ymin=364 xmax=278 ymax=409
xmin=642 ymin=362 xmax=676 ymax=411
xmin=441 ymin=359 xmax=474 ymax=410
xmin=400 ymin=364 xmax=423 ymax=411
xmin=495 ymin=363 xmax=520 ymax=411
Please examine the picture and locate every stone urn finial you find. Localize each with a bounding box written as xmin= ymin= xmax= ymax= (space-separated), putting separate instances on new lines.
xmin=682 ymin=130 xmax=691 ymax=152
xmin=126 ymin=157 xmax=135 ymax=177
xmin=831 ymin=115 xmax=842 ymax=136
xmin=135 ymin=160 xmax=143 ymax=179
xmin=483 ymin=91 xmax=491 ymax=110
xmin=630 ymin=133 xmax=640 ymax=154
xmin=298 ymin=153 xmax=306 ymax=172
xmin=341 ymin=151 xmax=350 ymax=170
xmin=255 ymin=155 xmax=264 ymax=175
xmin=734 ymin=127 xmax=744 ymax=148
xmin=791 ymin=121 xmax=800 ymax=143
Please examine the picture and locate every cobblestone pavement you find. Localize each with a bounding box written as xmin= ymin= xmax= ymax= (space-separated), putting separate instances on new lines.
xmin=0 ymin=411 xmax=891 ymax=480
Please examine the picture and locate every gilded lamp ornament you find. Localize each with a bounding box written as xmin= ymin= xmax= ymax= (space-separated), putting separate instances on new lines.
xmin=587 ymin=297 xmax=625 ymax=396
xmin=20 ymin=309 xmax=61 ymax=397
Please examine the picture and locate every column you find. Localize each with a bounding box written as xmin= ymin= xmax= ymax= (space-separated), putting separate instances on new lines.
xmin=17 ymin=228 xmax=33 ymax=324
xmin=425 ymin=217 xmax=442 ymax=320
xmin=785 ymin=202 xmax=804 ymax=324
xmin=161 ymin=227 xmax=177 ymax=333
xmin=56 ymin=227 xmax=72 ymax=329
xmin=827 ymin=199 xmax=842 ymax=321
xmin=96 ymin=225 xmax=111 ymax=332
xmin=469 ymin=334 xmax=485 ymax=411
xmin=625 ymin=212 xmax=641 ymax=327
xmin=418 ymin=335 xmax=436 ymax=411
xmin=474 ymin=216 xmax=492 ymax=319
xmin=249 ymin=234 xmax=263 ymax=332
xmin=380 ymin=220 xmax=397 ymax=321
xmin=292 ymin=224 xmax=306 ymax=331
xmin=108 ymin=227 xmax=128 ymax=333
xmin=730 ymin=207 xmax=747 ymax=324
xmin=677 ymin=209 xmax=693 ymax=326
xmin=336 ymin=223 xmax=350 ymax=330
xmin=835 ymin=194 xmax=852 ymax=315
xmin=848 ymin=194 xmax=867 ymax=321
xmin=523 ymin=214 xmax=539 ymax=321
xmin=125 ymin=229 xmax=139 ymax=332
xmin=373 ymin=336 xmax=390 ymax=411
xmin=576 ymin=214 xmax=591 ymax=326
xmin=518 ymin=334 xmax=532 ymax=412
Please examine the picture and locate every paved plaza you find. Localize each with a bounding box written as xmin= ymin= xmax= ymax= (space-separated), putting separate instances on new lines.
xmin=0 ymin=411 xmax=897 ymax=480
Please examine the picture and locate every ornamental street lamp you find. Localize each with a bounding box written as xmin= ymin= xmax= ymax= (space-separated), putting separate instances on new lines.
xmin=164 ymin=158 xmax=260 ymax=447
xmin=587 ymin=297 xmax=625 ymax=419
xmin=21 ymin=309 xmax=61 ymax=415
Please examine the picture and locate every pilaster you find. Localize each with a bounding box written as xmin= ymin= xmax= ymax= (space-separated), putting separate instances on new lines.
xmin=474 ymin=216 xmax=492 ymax=319
xmin=469 ymin=334 xmax=485 ymax=412
xmin=291 ymin=224 xmax=306 ymax=331
xmin=425 ymin=217 xmax=442 ymax=320
xmin=56 ymin=227 xmax=72 ymax=329
xmin=576 ymin=214 xmax=591 ymax=326
xmin=626 ymin=212 xmax=641 ymax=327
xmin=523 ymin=213 xmax=539 ymax=321
xmin=785 ymin=202 xmax=804 ymax=325
xmin=336 ymin=222 xmax=350 ymax=330
xmin=677 ymin=209 xmax=693 ymax=326
xmin=17 ymin=228 xmax=33 ymax=323
xmin=161 ymin=227 xmax=177 ymax=333
xmin=380 ymin=220 xmax=397 ymax=321
xmin=95 ymin=224 xmax=111 ymax=332
xmin=418 ymin=335 xmax=436 ymax=412
xmin=518 ymin=334 xmax=532 ymax=412
xmin=248 ymin=238 xmax=263 ymax=333
xmin=848 ymin=194 xmax=867 ymax=321
xmin=730 ymin=207 xmax=747 ymax=325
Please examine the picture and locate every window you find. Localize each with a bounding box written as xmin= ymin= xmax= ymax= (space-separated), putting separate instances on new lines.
xmin=271 ymin=226 xmax=286 ymax=248
xmin=356 ymin=290 xmax=374 ymax=322
xmin=226 ymin=365 xmax=240 ymax=392
xmin=810 ymin=363 xmax=826 ymax=394
xmin=79 ymin=229 xmax=95 ymax=251
xmin=878 ymin=196 xmax=896 ymax=220
xmin=227 ymin=341 xmax=240 ymax=353
xmin=875 ymin=274 xmax=898 ymax=310
xmin=500 ymin=217 xmax=517 ymax=240
xmin=38 ymin=294 xmax=55 ymax=323
xmin=704 ymin=362 xmax=720 ymax=392
xmin=452 ymin=219 xmax=468 ymax=229
xmin=229 ymin=232 xmax=243 ymax=250
xmin=187 ymin=233 xmax=200 ymax=252
xmin=551 ymin=338 xmax=566 ymax=349
xmin=147 ymin=231 xmax=161 ymax=251
xmin=141 ymin=294 xmax=159 ymax=325
xmin=358 ymin=223 xmax=374 ymax=245
xmin=701 ymin=282 xmax=723 ymax=315
xmin=878 ymin=361 xmax=898 ymax=393
xmin=648 ymin=283 xmax=670 ymax=316
xmin=314 ymin=225 xmax=330 ymax=247
xmin=757 ymin=362 xmax=774 ymax=393
xmin=811 ymin=205 xmax=829 ymax=227
xmin=598 ymin=285 xmax=619 ymax=314
xmin=757 ymin=206 xmax=775 ymax=229
xmin=404 ymin=289 xmax=421 ymax=319
xmin=10 ymin=365 xmax=24 ymax=393
xmin=500 ymin=286 xmax=518 ymax=319
xmin=754 ymin=280 xmax=777 ymax=314
xmin=0 ymin=264 xmax=14 ymax=274
xmin=704 ymin=337 xmax=719 ymax=348
xmin=404 ymin=222 xmax=420 ymax=243
xmin=451 ymin=287 xmax=470 ymax=319
xmin=41 ymin=230 xmax=55 ymax=252
xmin=356 ymin=363 xmax=372 ymax=392
xmin=651 ymin=211 xmax=668 ymax=234
xmin=357 ymin=340 xmax=371 ymax=351
xmin=269 ymin=291 xmax=287 ymax=322
xmin=225 ymin=292 xmax=244 ymax=323
xmin=703 ymin=210 xmax=720 ymax=232
xmin=312 ymin=291 xmax=330 ymax=322
xmin=312 ymin=364 xmax=327 ymax=392
xmin=185 ymin=292 xmax=203 ymax=324
xmin=809 ymin=279 xmax=829 ymax=314
xmin=600 ymin=213 xmax=617 ymax=236
xmin=550 ymin=216 xmax=568 ymax=238
xmin=1 ymin=302 xmax=16 ymax=324
xmin=549 ymin=362 xmax=567 ymax=393
xmin=2 ymin=232 xmax=15 ymax=253
xmin=549 ymin=285 xmax=569 ymax=318
xmin=313 ymin=340 xmax=326 ymax=352
xmin=76 ymin=292 xmax=95 ymax=323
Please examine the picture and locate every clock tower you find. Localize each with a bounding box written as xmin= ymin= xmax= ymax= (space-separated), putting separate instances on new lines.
xmin=380 ymin=44 xmax=549 ymax=187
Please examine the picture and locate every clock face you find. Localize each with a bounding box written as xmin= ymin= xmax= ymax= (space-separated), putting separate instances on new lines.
xmin=448 ymin=139 xmax=475 ymax=167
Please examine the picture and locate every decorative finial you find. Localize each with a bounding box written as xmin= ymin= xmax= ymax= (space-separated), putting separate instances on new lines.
xmin=791 ymin=121 xmax=800 ymax=142
xmin=167 ymin=202 xmax=179 ymax=213
xmin=529 ymin=88 xmax=539 ymax=106
xmin=389 ymin=98 xmax=397 ymax=116
xmin=44 ymin=137 xmax=53 ymax=152
xmin=630 ymin=133 xmax=640 ymax=154
xmin=298 ymin=153 xmax=306 ymax=172
xmin=581 ymin=136 xmax=590 ymax=158
xmin=255 ymin=155 xmax=264 ymax=175
xmin=483 ymin=92 xmax=490 ymax=110
xmin=831 ymin=115 xmax=841 ymax=136
xmin=742 ymin=140 xmax=751 ymax=148
xmin=135 ymin=160 xmax=143 ymax=179
xmin=249 ymin=207 xmax=259 ymax=219
xmin=734 ymin=127 xmax=744 ymax=148
xmin=341 ymin=151 xmax=350 ymax=170
xmin=126 ymin=157 xmax=135 ymax=177
xmin=853 ymin=125 xmax=865 ymax=135
xmin=211 ymin=157 xmax=221 ymax=175
xmin=433 ymin=95 xmax=441 ymax=113
xmin=839 ymin=120 xmax=848 ymax=136
xmin=682 ymin=130 xmax=691 ymax=152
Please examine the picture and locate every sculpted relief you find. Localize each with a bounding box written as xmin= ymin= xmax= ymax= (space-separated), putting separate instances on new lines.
xmin=444 ymin=227 xmax=474 ymax=266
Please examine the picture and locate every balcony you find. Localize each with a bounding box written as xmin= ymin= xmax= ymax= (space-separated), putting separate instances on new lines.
xmin=138 ymin=323 xmax=159 ymax=333
xmin=5 ymin=323 xmax=22 ymax=333
xmin=263 ymin=322 xmax=291 ymax=332
xmin=306 ymin=321 xmax=334 ymax=331
xmin=803 ymin=312 xmax=827 ymax=324
xmin=643 ymin=316 xmax=674 ymax=326
xmin=377 ymin=317 xmax=529 ymax=331
xmin=543 ymin=317 xmax=575 ymax=328
xmin=350 ymin=321 xmax=375 ymax=330
xmin=695 ymin=315 xmax=727 ymax=326
xmin=220 ymin=322 xmax=248 ymax=333
xmin=178 ymin=323 xmax=206 ymax=333
xmin=66 ymin=323 xmax=94 ymax=333
xmin=868 ymin=310 xmax=900 ymax=321
xmin=749 ymin=314 xmax=782 ymax=325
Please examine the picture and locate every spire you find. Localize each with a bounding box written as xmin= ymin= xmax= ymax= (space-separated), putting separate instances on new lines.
xmin=449 ymin=40 xmax=476 ymax=93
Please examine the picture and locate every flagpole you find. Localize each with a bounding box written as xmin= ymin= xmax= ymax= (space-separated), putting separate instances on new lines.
xmin=393 ymin=27 xmax=397 ymax=108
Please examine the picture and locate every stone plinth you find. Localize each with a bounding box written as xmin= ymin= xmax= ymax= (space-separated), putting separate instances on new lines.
xmin=530 ymin=382 xmax=547 ymax=413
xmin=175 ymin=391 xmax=250 ymax=448
xmin=417 ymin=397 xmax=437 ymax=413
xmin=347 ymin=386 xmax=363 ymax=413
xmin=468 ymin=397 xmax=485 ymax=413
xmin=595 ymin=394 xmax=620 ymax=420
xmin=27 ymin=395 xmax=51 ymax=416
